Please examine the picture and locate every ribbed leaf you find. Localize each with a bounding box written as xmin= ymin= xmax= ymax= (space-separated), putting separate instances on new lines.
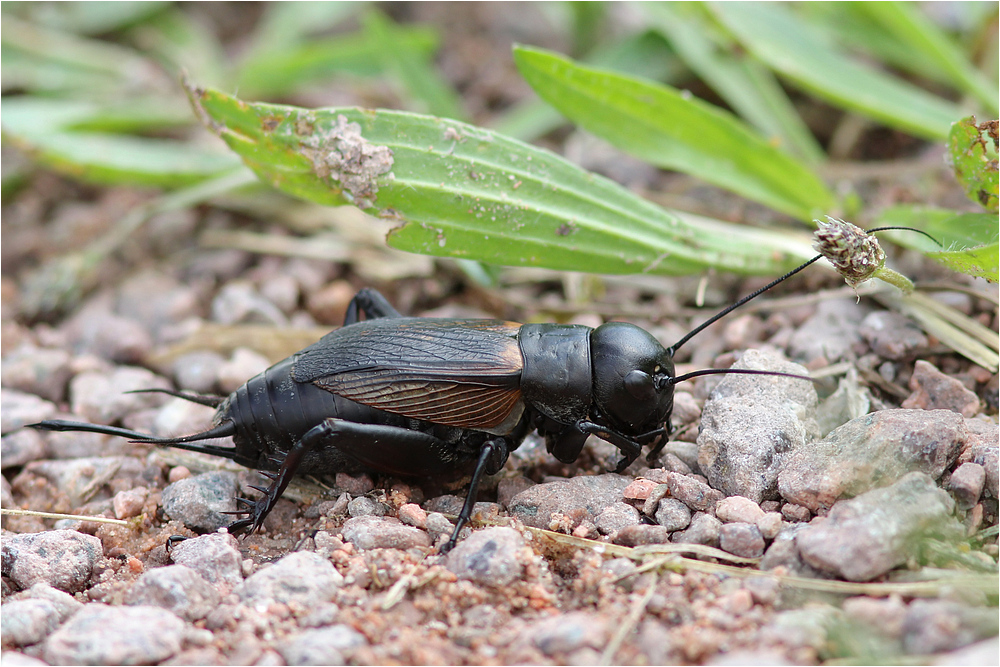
xmin=186 ymin=82 xmax=818 ymax=276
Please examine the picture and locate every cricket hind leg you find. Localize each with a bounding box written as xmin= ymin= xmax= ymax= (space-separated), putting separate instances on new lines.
xmin=226 ymin=417 xmax=458 ymax=535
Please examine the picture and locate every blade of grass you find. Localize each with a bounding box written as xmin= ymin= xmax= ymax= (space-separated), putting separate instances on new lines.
xmin=360 ymin=9 xmax=466 ymax=121
xmin=851 ymin=1 xmax=998 ymax=114
xmin=710 ymin=2 xmax=963 ymax=141
xmin=237 ymin=27 xmax=439 ymax=98
xmin=2 ymin=14 xmax=154 ymax=87
xmin=512 ymin=45 xmax=834 ymax=221
xmin=642 ymin=2 xmax=826 ymax=164
xmin=2 ymin=1 xmax=169 ymax=35
xmin=2 ymin=110 xmax=244 ymax=189
xmin=186 ymin=82 xmax=818 ymax=276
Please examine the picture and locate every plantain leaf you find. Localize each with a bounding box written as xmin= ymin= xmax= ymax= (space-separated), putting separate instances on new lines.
xmin=877 ymin=205 xmax=998 ymax=283
xmin=710 ymin=2 xmax=963 ymax=141
xmin=185 ymin=81 xmax=818 ymax=276
xmin=512 ymin=44 xmax=834 ymax=221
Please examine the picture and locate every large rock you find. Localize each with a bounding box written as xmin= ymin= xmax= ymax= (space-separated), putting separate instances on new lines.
xmin=796 ymin=473 xmax=963 ymax=581
xmin=778 ymin=409 xmax=966 ymax=512
xmin=508 ymin=473 xmax=631 ymax=529
xmin=698 ymin=350 xmax=820 ymax=502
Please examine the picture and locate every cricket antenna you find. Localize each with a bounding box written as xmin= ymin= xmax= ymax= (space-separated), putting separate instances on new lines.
xmin=667 ymin=255 xmax=823 ymax=357
xmin=666 ymin=223 xmax=939 ymax=357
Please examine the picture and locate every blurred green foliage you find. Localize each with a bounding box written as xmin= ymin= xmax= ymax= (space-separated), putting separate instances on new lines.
xmin=2 ymin=1 xmax=997 ymax=282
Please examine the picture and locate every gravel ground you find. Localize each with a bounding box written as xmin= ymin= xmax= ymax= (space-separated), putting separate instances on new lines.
xmin=2 ymin=227 xmax=997 ymax=664
xmin=2 ymin=4 xmax=998 ymax=665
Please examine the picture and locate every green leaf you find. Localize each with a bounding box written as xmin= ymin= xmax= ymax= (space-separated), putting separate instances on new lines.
xmin=948 ymin=116 xmax=999 ymax=212
xmin=512 ymin=44 xmax=834 ymax=221
xmin=642 ymin=2 xmax=825 ymax=164
xmin=2 ymin=96 xmax=242 ymax=188
xmin=360 ymin=10 xmax=466 ymax=121
xmin=237 ymin=22 xmax=439 ymax=98
xmin=848 ymin=2 xmax=998 ymax=114
xmin=2 ymin=1 xmax=169 ymax=35
xmin=491 ymin=30 xmax=681 ymax=142
xmin=710 ymin=2 xmax=963 ymax=141
xmin=186 ymin=82 xmax=818 ymax=276
xmin=877 ymin=205 xmax=998 ymax=283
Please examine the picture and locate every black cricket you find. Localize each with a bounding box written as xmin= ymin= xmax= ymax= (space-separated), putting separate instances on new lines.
xmin=32 ymin=258 xmax=822 ymax=552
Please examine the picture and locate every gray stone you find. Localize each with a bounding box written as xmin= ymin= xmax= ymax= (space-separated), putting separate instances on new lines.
xmin=161 ymin=471 xmax=239 ymax=532
xmin=43 ymin=604 xmax=186 ymax=665
xmin=664 ymin=472 xmax=723 ymax=513
xmin=508 ymin=474 xmax=631 ymax=529
xmin=426 ymin=512 xmax=456 ymax=543
xmin=24 ymin=456 xmax=146 ymax=506
xmin=68 ymin=366 xmax=169 ymax=425
xmin=116 ymin=269 xmax=199 ymax=329
xmin=340 ymin=516 xmax=432 ymax=550
xmin=796 ymin=473 xmax=964 ymax=581
xmin=814 ymin=367 xmax=870 ymax=437
xmin=719 ymin=523 xmax=766 ymax=558
xmin=901 ymin=599 xmax=999 ymax=655
xmin=65 ymin=304 xmax=154 ymax=363
xmin=1 ymin=599 xmax=62 ymax=647
xmin=171 ymin=351 xmax=226 ymax=394
xmin=902 ymin=360 xmax=981 ymax=417
xmin=347 ymin=496 xmax=386 ymax=518
xmin=759 ymin=524 xmax=827 ymax=578
xmin=1 ymin=347 xmax=72 ymax=403
xmin=715 ymin=496 xmax=765 ymax=524
xmin=446 ymin=527 xmax=525 ymax=587
xmin=948 ymin=462 xmax=986 ymax=510
xmin=13 ymin=583 xmax=83 ymax=621
xmin=614 ymin=524 xmax=669 ymax=546
xmin=217 ymin=348 xmax=271 ymax=394
xmin=779 ymin=409 xmax=967 ymax=512
xmin=126 ymin=565 xmax=220 ymax=621
xmin=1 ymin=389 xmax=57 ymax=434
xmin=859 ymin=312 xmax=929 ymax=360
xmin=277 ymin=625 xmax=367 ymax=666
xmin=0 ymin=651 xmax=48 ymax=666
xmin=1 ymin=530 xmax=103 ymax=593
xmin=212 ymin=281 xmax=287 ymax=326
xmin=1 ymin=429 xmax=47 ymax=469
xmin=756 ymin=512 xmax=784 ymax=540
xmin=654 ymin=498 xmax=692 ymax=531
xmin=671 ymin=512 xmax=722 ymax=547
xmin=788 ymin=298 xmax=868 ymax=363
xmin=169 ymin=533 xmax=244 ymax=594
xmin=497 ymin=475 xmax=535 ymax=508
xmin=236 ymin=551 xmax=343 ymax=605
xmin=661 ymin=441 xmax=700 ymax=474
xmin=595 ymin=503 xmax=641 ymax=535
xmin=698 ymin=350 xmax=819 ymax=502
xmin=968 ymin=419 xmax=998 ymax=499
xmin=529 ymin=612 xmax=606 ymax=656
